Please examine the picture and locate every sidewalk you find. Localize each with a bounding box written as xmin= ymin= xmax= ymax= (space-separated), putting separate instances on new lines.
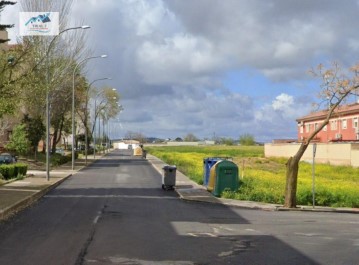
xmin=0 ymin=154 xmax=358 ymax=221
xmin=0 ymin=157 xmax=96 ymax=221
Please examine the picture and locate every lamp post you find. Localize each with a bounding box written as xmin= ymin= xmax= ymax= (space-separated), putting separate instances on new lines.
xmin=84 ymin=77 xmax=111 ymax=164
xmin=93 ymin=88 xmax=116 ymax=158
xmin=45 ymin=25 xmax=90 ymax=181
xmin=72 ymin=54 xmax=108 ymax=170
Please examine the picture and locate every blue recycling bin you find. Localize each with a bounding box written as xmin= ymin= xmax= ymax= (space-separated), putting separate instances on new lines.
xmin=203 ymin=157 xmax=231 ymax=187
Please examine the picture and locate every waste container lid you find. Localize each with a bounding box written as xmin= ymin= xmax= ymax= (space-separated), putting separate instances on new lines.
xmin=162 ymin=165 xmax=177 ymax=169
xmin=203 ymin=157 xmax=232 ymax=161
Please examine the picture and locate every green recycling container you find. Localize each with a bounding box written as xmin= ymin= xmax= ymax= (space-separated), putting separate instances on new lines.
xmin=211 ymin=160 xmax=239 ymax=197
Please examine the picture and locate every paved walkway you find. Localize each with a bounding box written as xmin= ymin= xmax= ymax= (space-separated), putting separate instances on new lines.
xmin=0 ymin=153 xmax=358 ymax=221
xmin=0 ymin=157 xmax=97 ymax=221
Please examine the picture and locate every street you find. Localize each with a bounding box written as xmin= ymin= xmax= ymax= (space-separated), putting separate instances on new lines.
xmin=0 ymin=150 xmax=358 ymax=265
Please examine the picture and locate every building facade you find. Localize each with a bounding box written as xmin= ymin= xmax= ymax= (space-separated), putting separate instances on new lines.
xmin=297 ymin=103 xmax=359 ymax=143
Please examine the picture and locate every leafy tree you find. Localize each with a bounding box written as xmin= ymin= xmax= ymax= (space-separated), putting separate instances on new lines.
xmin=22 ymin=114 xmax=45 ymax=156
xmin=284 ymin=62 xmax=359 ymax=208
xmin=184 ymin=133 xmax=199 ymax=142
xmin=0 ymin=45 xmax=28 ymax=118
xmin=222 ymin=137 xmax=234 ymax=146
xmin=5 ymin=124 xmax=30 ymax=155
xmin=239 ymin=134 xmax=255 ymax=146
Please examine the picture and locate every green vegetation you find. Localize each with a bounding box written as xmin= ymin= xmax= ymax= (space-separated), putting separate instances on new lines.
xmin=5 ymin=124 xmax=30 ymax=155
xmin=239 ymin=133 xmax=255 ymax=146
xmin=26 ymin=152 xmax=75 ymax=167
xmin=147 ymin=145 xmax=263 ymax=184
xmin=0 ymin=163 xmax=28 ymax=180
xmin=146 ymin=145 xmax=359 ymax=208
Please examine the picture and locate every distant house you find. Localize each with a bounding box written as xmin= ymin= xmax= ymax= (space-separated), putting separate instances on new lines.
xmin=297 ymin=103 xmax=359 ymax=143
xmin=112 ymin=140 xmax=140 ymax=149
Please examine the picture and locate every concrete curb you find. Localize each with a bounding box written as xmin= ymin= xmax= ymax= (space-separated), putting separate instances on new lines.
xmin=0 ymin=174 xmax=73 ymax=221
xmin=0 ymin=156 xmax=99 ymax=221
xmin=276 ymin=206 xmax=359 ymax=214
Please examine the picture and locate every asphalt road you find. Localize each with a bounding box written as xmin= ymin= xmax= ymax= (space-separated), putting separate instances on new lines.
xmin=0 ymin=150 xmax=358 ymax=265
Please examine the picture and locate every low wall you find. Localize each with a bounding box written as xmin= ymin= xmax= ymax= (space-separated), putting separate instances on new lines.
xmin=351 ymin=144 xmax=359 ymax=167
xmin=265 ymin=143 xmax=359 ymax=167
xmin=166 ymin=142 xmax=200 ymax=146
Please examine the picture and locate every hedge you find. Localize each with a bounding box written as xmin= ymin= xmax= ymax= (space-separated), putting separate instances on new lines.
xmin=0 ymin=163 xmax=28 ymax=180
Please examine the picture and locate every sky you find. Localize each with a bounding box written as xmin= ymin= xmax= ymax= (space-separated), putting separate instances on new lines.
xmin=2 ymin=0 xmax=359 ymax=142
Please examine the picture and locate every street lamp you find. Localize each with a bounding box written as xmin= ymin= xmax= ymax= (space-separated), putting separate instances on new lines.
xmin=84 ymin=77 xmax=111 ymax=164
xmin=45 ymin=25 xmax=90 ymax=181
xmin=72 ymin=54 xmax=108 ymax=170
xmin=93 ymin=88 xmax=116 ymax=158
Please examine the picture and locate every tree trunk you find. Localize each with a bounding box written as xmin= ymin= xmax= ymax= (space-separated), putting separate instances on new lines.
xmin=284 ymin=143 xmax=309 ymax=208
xmin=284 ymin=156 xmax=299 ymax=207
xmin=51 ymin=128 xmax=58 ymax=154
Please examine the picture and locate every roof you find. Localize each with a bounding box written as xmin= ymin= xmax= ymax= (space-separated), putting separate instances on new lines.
xmin=296 ymin=103 xmax=359 ymax=122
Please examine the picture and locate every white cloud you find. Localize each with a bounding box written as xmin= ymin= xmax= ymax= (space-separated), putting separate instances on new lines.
xmin=3 ymin=0 xmax=359 ymax=142
xmin=272 ymin=93 xmax=294 ymax=111
xmin=136 ymin=34 xmax=225 ymax=85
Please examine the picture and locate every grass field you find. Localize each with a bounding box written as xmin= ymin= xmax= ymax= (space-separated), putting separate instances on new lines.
xmin=146 ymin=145 xmax=359 ymax=208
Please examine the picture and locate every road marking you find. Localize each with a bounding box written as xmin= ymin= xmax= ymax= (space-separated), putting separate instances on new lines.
xmin=93 ymin=210 xmax=103 ymax=224
xmin=187 ymin=232 xmax=217 ymax=237
xmin=295 ymin=232 xmax=321 ymax=237
xmin=218 ymin=251 xmax=233 ymax=257
xmin=107 ymin=257 xmax=195 ymax=264
xmin=245 ymin=228 xmax=257 ymax=232
xmin=45 ymin=194 xmax=177 ymax=200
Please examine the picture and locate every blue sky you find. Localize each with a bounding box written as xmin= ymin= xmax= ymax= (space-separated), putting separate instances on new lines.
xmin=2 ymin=0 xmax=359 ymax=142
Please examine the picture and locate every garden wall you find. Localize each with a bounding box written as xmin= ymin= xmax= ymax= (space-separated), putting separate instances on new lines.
xmin=265 ymin=143 xmax=359 ymax=167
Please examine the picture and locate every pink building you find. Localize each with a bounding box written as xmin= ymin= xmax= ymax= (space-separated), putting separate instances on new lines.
xmin=297 ymin=103 xmax=359 ymax=143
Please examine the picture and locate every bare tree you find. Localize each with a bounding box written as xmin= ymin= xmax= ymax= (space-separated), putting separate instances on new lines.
xmin=19 ymin=0 xmax=90 ymax=153
xmin=284 ymin=62 xmax=359 ymax=208
xmin=89 ymin=86 xmax=121 ymax=137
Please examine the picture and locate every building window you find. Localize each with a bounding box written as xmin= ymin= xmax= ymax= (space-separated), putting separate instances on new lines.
xmin=314 ymin=123 xmax=318 ymax=131
xmin=323 ymin=124 xmax=327 ymax=131
xmin=331 ymin=120 xmax=337 ymax=130
xmin=342 ymin=119 xmax=347 ymax=129
xmin=354 ymin=117 xmax=358 ymax=128
xmin=305 ymin=124 xmax=310 ymax=133
xmin=300 ymin=126 xmax=303 ymax=133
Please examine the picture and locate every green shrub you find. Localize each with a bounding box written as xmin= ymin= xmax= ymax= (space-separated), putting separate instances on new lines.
xmin=0 ymin=164 xmax=15 ymax=180
xmin=51 ymin=153 xmax=71 ymax=166
xmin=14 ymin=163 xmax=28 ymax=177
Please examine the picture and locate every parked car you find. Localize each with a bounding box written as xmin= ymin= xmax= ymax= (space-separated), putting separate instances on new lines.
xmin=0 ymin=153 xmax=16 ymax=164
xmin=55 ymin=148 xmax=65 ymax=156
